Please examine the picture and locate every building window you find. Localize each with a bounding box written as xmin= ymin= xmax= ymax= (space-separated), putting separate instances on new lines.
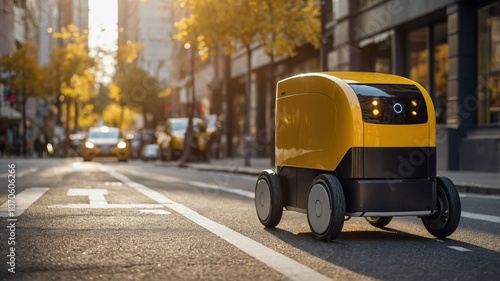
xmin=407 ymin=27 xmax=429 ymax=91
xmin=478 ymin=3 xmax=500 ymax=124
xmin=433 ymin=22 xmax=448 ymax=124
xmin=406 ymin=23 xmax=448 ymax=123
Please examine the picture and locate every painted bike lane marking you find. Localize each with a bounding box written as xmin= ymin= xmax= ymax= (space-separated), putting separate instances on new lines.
xmin=0 ymin=187 xmax=49 ymax=217
xmin=101 ymin=166 xmax=333 ymax=281
xmin=48 ymin=188 xmax=165 ymax=210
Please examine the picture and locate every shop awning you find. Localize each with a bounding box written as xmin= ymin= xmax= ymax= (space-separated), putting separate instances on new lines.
xmin=0 ymin=106 xmax=22 ymax=119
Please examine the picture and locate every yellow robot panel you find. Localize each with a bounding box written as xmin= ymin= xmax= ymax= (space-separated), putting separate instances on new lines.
xmin=275 ymin=74 xmax=363 ymax=170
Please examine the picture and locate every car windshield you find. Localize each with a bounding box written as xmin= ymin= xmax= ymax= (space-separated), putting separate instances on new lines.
xmin=88 ymin=130 xmax=120 ymax=139
xmin=170 ymin=119 xmax=202 ymax=133
xmin=170 ymin=120 xmax=188 ymax=132
xmin=207 ymin=115 xmax=217 ymax=130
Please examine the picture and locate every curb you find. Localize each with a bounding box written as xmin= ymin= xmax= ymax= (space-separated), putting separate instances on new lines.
xmin=455 ymin=183 xmax=500 ymax=196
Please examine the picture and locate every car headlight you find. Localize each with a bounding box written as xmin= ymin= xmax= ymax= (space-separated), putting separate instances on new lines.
xmin=117 ymin=141 xmax=127 ymax=149
xmin=85 ymin=141 xmax=95 ymax=149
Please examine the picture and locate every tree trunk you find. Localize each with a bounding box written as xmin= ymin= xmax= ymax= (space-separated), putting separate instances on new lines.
xmin=73 ymin=99 xmax=79 ymax=133
xmin=65 ymin=97 xmax=71 ymax=135
xmin=269 ymin=53 xmax=276 ymax=166
xmin=244 ymin=45 xmax=252 ymax=166
xmin=21 ymin=95 xmax=27 ymax=156
xmin=223 ymin=53 xmax=233 ymax=158
xmin=180 ymin=47 xmax=196 ymax=165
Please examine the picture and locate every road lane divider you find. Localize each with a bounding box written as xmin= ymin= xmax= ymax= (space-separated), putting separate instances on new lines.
xmin=461 ymin=211 xmax=500 ymax=224
xmin=0 ymin=168 xmax=38 ymax=178
xmin=187 ymin=180 xmax=255 ymax=199
xmin=101 ymin=167 xmax=333 ymax=281
xmin=0 ymin=187 xmax=49 ymax=217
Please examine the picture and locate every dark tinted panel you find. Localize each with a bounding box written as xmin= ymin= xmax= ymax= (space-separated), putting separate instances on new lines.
xmin=350 ymin=84 xmax=428 ymax=124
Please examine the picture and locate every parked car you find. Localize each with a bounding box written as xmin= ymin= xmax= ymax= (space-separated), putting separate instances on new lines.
xmin=69 ymin=131 xmax=86 ymax=156
xmin=157 ymin=117 xmax=209 ymax=161
xmin=82 ymin=126 xmax=130 ymax=162
xmin=141 ymin=144 xmax=159 ymax=161
xmin=126 ymin=129 xmax=157 ymax=159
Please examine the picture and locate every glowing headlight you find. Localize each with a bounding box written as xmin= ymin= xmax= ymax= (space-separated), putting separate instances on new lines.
xmin=85 ymin=141 xmax=95 ymax=149
xmin=117 ymin=141 xmax=127 ymax=149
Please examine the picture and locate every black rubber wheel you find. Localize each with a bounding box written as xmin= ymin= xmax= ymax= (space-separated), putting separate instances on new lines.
xmin=255 ymin=170 xmax=283 ymax=228
xmin=365 ymin=216 xmax=393 ymax=228
xmin=307 ymin=174 xmax=346 ymax=241
xmin=422 ymin=176 xmax=461 ymax=238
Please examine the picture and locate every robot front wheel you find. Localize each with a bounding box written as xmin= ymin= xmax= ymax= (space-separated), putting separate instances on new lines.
xmin=422 ymin=176 xmax=461 ymax=238
xmin=255 ymin=170 xmax=283 ymax=228
xmin=307 ymin=174 xmax=346 ymax=241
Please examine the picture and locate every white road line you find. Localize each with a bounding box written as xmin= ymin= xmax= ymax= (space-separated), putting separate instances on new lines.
xmin=139 ymin=209 xmax=171 ymax=215
xmin=188 ymin=180 xmax=255 ymax=199
xmin=461 ymin=211 xmax=500 ymax=224
xmin=101 ymin=167 xmax=332 ymax=281
xmin=460 ymin=193 xmax=500 ymax=200
xmin=448 ymin=246 xmax=471 ymax=252
xmin=49 ymin=203 xmax=164 ymax=209
xmin=0 ymin=168 xmax=38 ymax=178
xmin=0 ymin=187 xmax=49 ymax=217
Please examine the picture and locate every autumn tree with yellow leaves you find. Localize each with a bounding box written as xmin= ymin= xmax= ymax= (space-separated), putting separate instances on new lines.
xmin=45 ymin=24 xmax=97 ymax=133
xmin=174 ymin=0 xmax=320 ymax=165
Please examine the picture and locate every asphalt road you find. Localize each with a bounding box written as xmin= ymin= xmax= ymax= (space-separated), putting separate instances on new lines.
xmin=0 ymin=158 xmax=499 ymax=280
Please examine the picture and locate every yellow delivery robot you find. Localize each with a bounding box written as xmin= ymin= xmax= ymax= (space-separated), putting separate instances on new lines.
xmin=255 ymin=72 xmax=461 ymax=241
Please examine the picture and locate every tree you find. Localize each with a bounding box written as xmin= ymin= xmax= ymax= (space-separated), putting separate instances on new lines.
xmin=175 ymin=0 xmax=321 ymax=165
xmin=46 ymin=24 xmax=96 ymax=134
xmin=261 ymin=0 xmax=321 ymax=164
xmin=0 ymin=41 xmax=43 ymax=155
xmin=175 ymin=0 xmax=269 ymax=165
xmin=113 ymin=41 xmax=143 ymax=128
xmin=116 ymin=65 xmax=162 ymax=130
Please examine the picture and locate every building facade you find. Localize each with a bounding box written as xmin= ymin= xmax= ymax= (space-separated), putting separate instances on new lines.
xmin=319 ymin=0 xmax=500 ymax=172
xmin=118 ymin=0 xmax=175 ymax=87
xmin=1 ymin=0 xmax=89 ymax=156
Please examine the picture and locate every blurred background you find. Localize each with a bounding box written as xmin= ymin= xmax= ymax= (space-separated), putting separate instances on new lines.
xmin=0 ymin=0 xmax=498 ymax=172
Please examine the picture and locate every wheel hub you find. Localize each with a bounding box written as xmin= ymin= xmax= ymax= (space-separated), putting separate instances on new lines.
xmin=307 ymin=183 xmax=331 ymax=235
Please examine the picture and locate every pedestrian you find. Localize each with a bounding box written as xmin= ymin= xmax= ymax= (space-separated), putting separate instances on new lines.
xmin=0 ymin=135 xmax=5 ymax=158
xmin=34 ymin=134 xmax=47 ymax=158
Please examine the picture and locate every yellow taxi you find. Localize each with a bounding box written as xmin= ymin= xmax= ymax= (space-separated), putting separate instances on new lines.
xmin=157 ymin=117 xmax=209 ymax=161
xmin=82 ymin=126 xmax=130 ymax=162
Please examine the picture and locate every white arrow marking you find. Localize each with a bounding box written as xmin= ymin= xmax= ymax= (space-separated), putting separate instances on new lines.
xmin=139 ymin=209 xmax=171 ymax=215
xmin=67 ymin=189 xmax=108 ymax=206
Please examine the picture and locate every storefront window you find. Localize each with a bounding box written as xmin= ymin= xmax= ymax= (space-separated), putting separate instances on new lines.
xmin=407 ymin=27 xmax=429 ymax=92
xmin=433 ymin=23 xmax=448 ymax=123
xmin=406 ymin=24 xmax=448 ymax=123
xmin=478 ymin=3 xmax=500 ymax=124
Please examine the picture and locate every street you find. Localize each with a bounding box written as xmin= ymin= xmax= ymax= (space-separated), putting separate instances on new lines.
xmin=0 ymin=158 xmax=499 ymax=280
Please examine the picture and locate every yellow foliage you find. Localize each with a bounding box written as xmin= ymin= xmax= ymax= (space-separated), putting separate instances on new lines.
xmin=174 ymin=0 xmax=320 ymax=60
xmin=79 ymin=104 xmax=99 ymax=131
xmin=108 ymin=82 xmax=121 ymax=102
xmin=102 ymin=103 xmax=137 ymax=131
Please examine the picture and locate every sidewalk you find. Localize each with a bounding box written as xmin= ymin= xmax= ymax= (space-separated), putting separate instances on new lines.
xmin=181 ymin=157 xmax=500 ymax=196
